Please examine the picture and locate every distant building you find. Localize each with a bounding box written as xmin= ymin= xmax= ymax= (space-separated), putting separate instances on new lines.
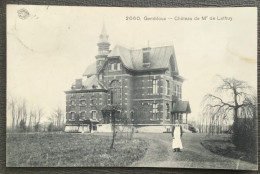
xmin=64 ymin=24 xmax=191 ymax=133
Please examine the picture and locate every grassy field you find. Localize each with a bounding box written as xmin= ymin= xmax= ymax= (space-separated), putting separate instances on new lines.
xmin=6 ymin=132 xmax=148 ymax=167
xmin=200 ymin=134 xmax=257 ymax=164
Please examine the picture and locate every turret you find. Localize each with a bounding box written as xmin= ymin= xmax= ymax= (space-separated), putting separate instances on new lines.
xmin=96 ymin=23 xmax=110 ymax=73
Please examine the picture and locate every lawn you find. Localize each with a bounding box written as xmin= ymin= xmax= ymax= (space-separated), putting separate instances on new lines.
xmin=6 ymin=132 xmax=148 ymax=167
xmin=200 ymin=134 xmax=257 ymax=164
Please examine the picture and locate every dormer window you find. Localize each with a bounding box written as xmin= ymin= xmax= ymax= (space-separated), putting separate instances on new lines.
xmin=109 ymin=63 xmax=121 ymax=71
xmin=117 ymin=63 xmax=121 ymax=70
xmin=111 ymin=64 xmax=115 ymax=71
xmin=98 ymin=73 xmax=103 ymax=80
xmin=142 ymin=47 xmax=151 ymax=68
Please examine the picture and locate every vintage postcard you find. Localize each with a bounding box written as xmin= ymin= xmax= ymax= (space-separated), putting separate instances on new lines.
xmin=6 ymin=5 xmax=257 ymax=169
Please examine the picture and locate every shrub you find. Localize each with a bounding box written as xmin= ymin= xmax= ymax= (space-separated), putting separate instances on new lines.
xmin=19 ymin=120 xmax=27 ymax=132
xmin=48 ymin=123 xmax=54 ymax=132
xmin=232 ymin=120 xmax=256 ymax=152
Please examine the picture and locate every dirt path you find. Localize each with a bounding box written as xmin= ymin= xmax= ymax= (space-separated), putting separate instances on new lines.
xmin=131 ymin=133 xmax=257 ymax=170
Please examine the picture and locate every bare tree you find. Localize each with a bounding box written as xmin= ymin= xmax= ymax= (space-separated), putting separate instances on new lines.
xmin=48 ymin=106 xmax=64 ymax=131
xmin=8 ymin=97 xmax=17 ymax=131
xmin=28 ymin=110 xmax=34 ymax=131
xmin=21 ymin=99 xmax=27 ymax=124
xmin=101 ymin=104 xmax=130 ymax=149
xmin=51 ymin=107 xmax=64 ymax=127
xmin=202 ymin=76 xmax=255 ymax=141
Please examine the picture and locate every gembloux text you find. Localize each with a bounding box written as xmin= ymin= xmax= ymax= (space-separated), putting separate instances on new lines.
xmin=125 ymin=16 xmax=233 ymax=21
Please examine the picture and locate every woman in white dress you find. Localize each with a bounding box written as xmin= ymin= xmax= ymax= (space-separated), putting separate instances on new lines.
xmin=172 ymin=120 xmax=183 ymax=152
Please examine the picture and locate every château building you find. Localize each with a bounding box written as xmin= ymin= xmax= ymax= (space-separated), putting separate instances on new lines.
xmin=64 ymin=24 xmax=191 ymax=133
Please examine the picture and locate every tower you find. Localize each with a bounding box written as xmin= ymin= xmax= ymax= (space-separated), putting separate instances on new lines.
xmin=96 ymin=23 xmax=110 ymax=73
xmin=97 ymin=23 xmax=110 ymax=55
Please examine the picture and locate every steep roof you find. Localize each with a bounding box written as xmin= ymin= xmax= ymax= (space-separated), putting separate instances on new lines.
xmin=108 ymin=45 xmax=178 ymax=71
xmin=99 ymin=23 xmax=109 ymax=43
xmin=82 ymin=75 xmax=106 ymax=90
xmin=83 ymin=61 xmax=96 ymax=76
xmin=83 ymin=44 xmax=179 ymax=77
xmin=172 ymin=101 xmax=191 ymax=113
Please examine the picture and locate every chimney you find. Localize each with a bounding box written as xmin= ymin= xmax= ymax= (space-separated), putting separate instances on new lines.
xmin=75 ymin=79 xmax=82 ymax=89
xmin=142 ymin=47 xmax=151 ymax=68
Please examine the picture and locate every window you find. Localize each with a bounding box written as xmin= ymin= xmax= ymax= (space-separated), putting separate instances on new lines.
xmin=166 ymin=104 xmax=170 ymax=119
xmin=71 ymin=112 xmax=75 ymax=120
xmin=152 ymin=103 xmax=158 ymax=120
xmin=117 ymin=63 xmax=121 ymax=70
xmin=80 ymin=100 xmax=86 ymax=105
xmin=176 ymin=85 xmax=182 ymax=99
xmin=152 ymin=79 xmax=158 ymax=94
xmin=110 ymin=80 xmax=121 ymax=104
xmin=166 ymin=80 xmax=170 ymax=95
xmin=91 ymin=111 xmax=97 ymax=120
xmin=98 ymin=73 xmax=103 ymax=80
xmin=71 ymin=100 xmax=75 ymax=106
xmin=174 ymin=85 xmax=177 ymax=96
xmin=111 ymin=64 xmax=115 ymax=71
xmin=91 ymin=96 xmax=97 ymax=105
xmin=114 ymin=63 xmax=117 ymax=70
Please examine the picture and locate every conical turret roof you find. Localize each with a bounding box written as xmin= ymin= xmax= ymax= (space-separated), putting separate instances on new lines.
xmin=99 ymin=23 xmax=109 ymax=43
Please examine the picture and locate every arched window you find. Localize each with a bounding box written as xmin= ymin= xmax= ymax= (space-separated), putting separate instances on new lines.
xmin=110 ymin=80 xmax=121 ymax=104
xmin=80 ymin=96 xmax=86 ymax=105
xmin=91 ymin=96 xmax=97 ymax=105
xmin=70 ymin=97 xmax=75 ymax=106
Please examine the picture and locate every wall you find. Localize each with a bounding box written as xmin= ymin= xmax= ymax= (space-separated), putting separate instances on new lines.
xmin=65 ymin=91 xmax=107 ymax=123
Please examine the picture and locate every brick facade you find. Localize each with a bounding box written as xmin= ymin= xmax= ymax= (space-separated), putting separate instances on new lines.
xmin=65 ymin=25 xmax=188 ymax=130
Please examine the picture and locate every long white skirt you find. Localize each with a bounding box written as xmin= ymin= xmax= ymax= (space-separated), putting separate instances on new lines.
xmin=172 ymin=137 xmax=183 ymax=149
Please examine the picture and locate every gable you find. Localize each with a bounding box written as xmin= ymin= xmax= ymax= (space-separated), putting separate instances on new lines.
xmin=169 ymin=54 xmax=179 ymax=76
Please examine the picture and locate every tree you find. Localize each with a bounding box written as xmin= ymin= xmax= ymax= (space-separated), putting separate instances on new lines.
xmin=101 ymin=104 xmax=127 ymax=149
xmin=202 ymin=76 xmax=256 ymax=146
xmin=9 ymin=97 xmax=16 ymax=131
xmin=19 ymin=119 xmax=26 ymax=132
xmin=48 ymin=106 xmax=65 ymax=131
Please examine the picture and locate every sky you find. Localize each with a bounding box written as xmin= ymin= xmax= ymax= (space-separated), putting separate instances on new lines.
xmin=6 ymin=5 xmax=257 ymax=126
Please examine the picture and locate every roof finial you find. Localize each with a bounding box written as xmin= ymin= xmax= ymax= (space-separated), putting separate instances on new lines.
xmin=101 ymin=22 xmax=107 ymax=36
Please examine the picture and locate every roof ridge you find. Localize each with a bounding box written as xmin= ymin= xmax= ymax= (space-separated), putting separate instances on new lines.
xmin=116 ymin=44 xmax=174 ymax=51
